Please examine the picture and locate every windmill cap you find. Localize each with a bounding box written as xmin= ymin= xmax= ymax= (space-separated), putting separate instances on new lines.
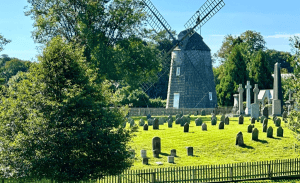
xmin=178 ymin=29 xmax=211 ymax=51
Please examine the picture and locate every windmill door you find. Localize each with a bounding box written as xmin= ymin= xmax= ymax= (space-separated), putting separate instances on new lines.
xmin=173 ymin=93 xmax=180 ymax=109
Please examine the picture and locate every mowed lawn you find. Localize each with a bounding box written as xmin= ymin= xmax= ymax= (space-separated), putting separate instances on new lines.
xmin=128 ymin=115 xmax=300 ymax=170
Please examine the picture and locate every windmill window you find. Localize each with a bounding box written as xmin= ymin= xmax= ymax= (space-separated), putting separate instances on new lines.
xmin=176 ymin=67 xmax=180 ymax=76
xmin=209 ymin=92 xmax=213 ymax=101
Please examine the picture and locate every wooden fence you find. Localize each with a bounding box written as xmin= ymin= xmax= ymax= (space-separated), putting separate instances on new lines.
xmin=99 ymin=158 xmax=300 ymax=183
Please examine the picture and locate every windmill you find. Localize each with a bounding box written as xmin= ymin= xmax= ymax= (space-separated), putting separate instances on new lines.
xmin=141 ymin=0 xmax=225 ymax=109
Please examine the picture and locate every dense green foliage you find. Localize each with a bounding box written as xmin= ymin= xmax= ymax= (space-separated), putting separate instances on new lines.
xmin=0 ymin=37 xmax=133 ymax=182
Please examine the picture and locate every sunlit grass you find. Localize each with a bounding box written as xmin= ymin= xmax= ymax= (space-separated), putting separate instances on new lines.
xmin=128 ymin=115 xmax=300 ymax=170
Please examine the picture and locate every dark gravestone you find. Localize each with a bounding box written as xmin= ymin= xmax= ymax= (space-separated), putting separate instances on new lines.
xmin=263 ymin=118 xmax=268 ymax=127
xmin=187 ymin=147 xmax=193 ymax=156
xmin=176 ymin=114 xmax=182 ymax=119
xmin=202 ymin=123 xmax=207 ymax=131
xmin=153 ymin=149 xmax=159 ymax=158
xmin=275 ymin=118 xmax=281 ymax=127
xmin=277 ymin=127 xmax=283 ymax=137
xmin=168 ymin=119 xmax=173 ymax=128
xmin=168 ymin=115 xmax=173 ymax=123
xmin=153 ymin=118 xmax=159 ymax=130
xmin=225 ymin=116 xmax=230 ymax=125
xmin=184 ymin=122 xmax=189 ymax=132
xmin=211 ymin=117 xmax=217 ymax=126
xmin=219 ymin=121 xmax=225 ymax=130
xmin=263 ymin=124 xmax=267 ymax=132
xmin=194 ymin=111 xmax=198 ymax=116
xmin=152 ymin=137 xmax=161 ymax=153
xmin=201 ymin=109 xmax=206 ymax=116
xmin=267 ymin=126 xmax=273 ymax=138
xmin=148 ymin=118 xmax=154 ymax=126
xmin=236 ymin=132 xmax=244 ymax=146
xmin=171 ymin=149 xmax=176 ymax=157
xmin=221 ymin=114 xmax=225 ymax=123
xmin=122 ymin=121 xmax=127 ymax=128
xmin=195 ymin=118 xmax=203 ymax=126
xmin=251 ymin=117 xmax=256 ymax=124
xmin=239 ymin=115 xmax=244 ymax=124
xmin=139 ymin=118 xmax=145 ymax=126
xmin=142 ymin=157 xmax=148 ymax=165
xmin=248 ymin=124 xmax=253 ymax=133
xmin=175 ymin=118 xmax=181 ymax=125
xmin=252 ymin=128 xmax=259 ymax=141
xmin=143 ymin=124 xmax=148 ymax=131
xmin=262 ymin=107 xmax=268 ymax=118
xmin=260 ymin=116 xmax=266 ymax=123
xmin=147 ymin=114 xmax=151 ymax=120
xmin=211 ymin=114 xmax=216 ymax=121
xmin=282 ymin=111 xmax=288 ymax=120
xmin=180 ymin=117 xmax=186 ymax=127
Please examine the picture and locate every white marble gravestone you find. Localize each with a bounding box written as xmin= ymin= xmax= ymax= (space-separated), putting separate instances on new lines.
xmin=251 ymin=84 xmax=260 ymax=119
xmin=245 ymin=81 xmax=252 ymax=115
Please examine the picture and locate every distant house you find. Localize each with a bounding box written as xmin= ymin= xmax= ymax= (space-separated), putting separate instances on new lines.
xmin=258 ymin=90 xmax=273 ymax=106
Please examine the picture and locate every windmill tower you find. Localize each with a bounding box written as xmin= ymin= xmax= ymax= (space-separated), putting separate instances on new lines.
xmin=141 ymin=0 xmax=225 ymax=109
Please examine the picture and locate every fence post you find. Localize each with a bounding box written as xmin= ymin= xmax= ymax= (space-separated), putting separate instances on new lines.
xmin=118 ymin=175 xmax=121 ymax=183
xmin=268 ymin=163 xmax=272 ymax=179
xmin=151 ymin=172 xmax=156 ymax=183
xmin=230 ymin=166 xmax=233 ymax=181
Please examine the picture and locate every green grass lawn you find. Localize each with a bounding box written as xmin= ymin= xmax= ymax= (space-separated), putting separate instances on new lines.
xmin=128 ymin=115 xmax=300 ymax=170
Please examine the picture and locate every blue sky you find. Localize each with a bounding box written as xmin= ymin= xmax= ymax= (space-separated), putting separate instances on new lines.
xmin=0 ymin=0 xmax=300 ymax=64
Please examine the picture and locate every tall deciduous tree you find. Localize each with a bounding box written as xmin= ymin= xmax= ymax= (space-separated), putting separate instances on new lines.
xmin=0 ymin=37 xmax=132 ymax=182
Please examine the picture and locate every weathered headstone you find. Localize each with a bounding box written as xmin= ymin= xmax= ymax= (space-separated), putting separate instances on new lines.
xmin=201 ymin=109 xmax=206 ymax=116
xmin=184 ymin=122 xmax=189 ymax=132
xmin=152 ymin=137 xmax=161 ymax=153
xmin=245 ymin=81 xmax=252 ymax=115
xmin=175 ymin=118 xmax=181 ymax=125
xmin=141 ymin=150 xmax=147 ymax=158
xmin=219 ymin=121 xmax=225 ymax=130
xmin=263 ymin=124 xmax=267 ymax=132
xmin=262 ymin=107 xmax=268 ymax=119
xmin=153 ymin=118 xmax=159 ymax=130
xmin=139 ymin=118 xmax=145 ymax=126
xmin=238 ymin=84 xmax=244 ymax=114
xmin=272 ymin=63 xmax=282 ymax=116
xmin=187 ymin=147 xmax=193 ymax=156
xmin=273 ymin=116 xmax=277 ymax=124
xmin=238 ymin=115 xmax=244 ymax=124
xmin=282 ymin=111 xmax=288 ymax=121
xmin=195 ymin=118 xmax=203 ymax=126
xmin=168 ymin=119 xmax=173 ymax=128
xmin=170 ymin=149 xmax=176 ymax=157
xmin=267 ymin=126 xmax=273 ymax=138
xmin=251 ymin=117 xmax=256 ymax=124
xmin=221 ymin=114 xmax=225 ymax=122
xmin=251 ymin=84 xmax=260 ymax=119
xmin=153 ymin=149 xmax=159 ymax=158
xmin=225 ymin=116 xmax=230 ymax=125
xmin=202 ymin=123 xmax=207 ymax=131
xmin=146 ymin=114 xmax=151 ymax=120
xmin=168 ymin=156 xmax=175 ymax=163
xmin=142 ymin=157 xmax=148 ymax=165
xmin=211 ymin=117 xmax=217 ymax=126
xmin=277 ymin=127 xmax=283 ymax=137
xmin=252 ymin=128 xmax=259 ymax=141
xmin=143 ymin=124 xmax=148 ymax=131
xmin=236 ymin=132 xmax=244 ymax=146
xmin=263 ymin=118 xmax=268 ymax=127
xmin=275 ymin=118 xmax=281 ymax=127
xmin=176 ymin=114 xmax=182 ymax=119
xmin=248 ymin=124 xmax=253 ymax=133
xmin=158 ymin=118 xmax=165 ymax=125
xmin=148 ymin=118 xmax=154 ymax=126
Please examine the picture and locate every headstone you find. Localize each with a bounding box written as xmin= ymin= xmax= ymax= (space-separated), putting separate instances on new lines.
xmin=141 ymin=150 xmax=147 ymax=158
xmin=170 ymin=149 xmax=176 ymax=157
xmin=175 ymin=118 xmax=181 ymax=125
xmin=168 ymin=119 xmax=173 ymax=128
xmin=128 ymin=117 xmax=135 ymax=127
xmin=236 ymin=132 xmax=244 ymax=146
xmin=262 ymin=107 xmax=268 ymax=119
xmin=201 ymin=109 xmax=206 ymax=116
xmin=252 ymin=128 xmax=259 ymax=141
xmin=153 ymin=149 xmax=159 ymax=158
xmin=168 ymin=156 xmax=175 ymax=163
xmin=260 ymin=116 xmax=266 ymax=123
xmin=238 ymin=115 xmax=244 ymax=124
xmin=245 ymin=81 xmax=252 ymax=115
xmin=219 ymin=121 xmax=225 ymax=129
xmin=139 ymin=118 xmax=145 ymax=126
xmin=153 ymin=118 xmax=159 ymax=130
xmin=267 ymin=126 xmax=273 ymax=138
xmin=168 ymin=115 xmax=173 ymax=120
xmin=263 ymin=118 xmax=268 ymax=127
xmin=146 ymin=114 xmax=151 ymax=120
xmin=282 ymin=111 xmax=288 ymax=120
xmin=211 ymin=117 xmax=217 ymax=126
xmin=233 ymin=94 xmax=239 ymax=108
xmin=187 ymin=147 xmax=193 ymax=156
xmin=211 ymin=114 xmax=216 ymax=121
xmin=248 ymin=124 xmax=253 ymax=133
xmin=148 ymin=118 xmax=154 ymax=126
xmin=263 ymin=124 xmax=267 ymax=132
xmin=152 ymin=137 xmax=161 ymax=153
xmin=180 ymin=117 xmax=186 ymax=127
xmin=251 ymin=84 xmax=260 ymax=119
xmin=275 ymin=118 xmax=281 ymax=127
xmin=158 ymin=118 xmax=165 ymax=125
xmin=225 ymin=116 xmax=230 ymax=125
xmin=273 ymin=116 xmax=277 ymax=124
xmin=238 ymin=84 xmax=244 ymax=114
xmin=195 ymin=118 xmax=203 ymax=126
xmin=184 ymin=122 xmax=189 ymax=132
xmin=221 ymin=114 xmax=225 ymax=122
xmin=143 ymin=124 xmax=148 ymax=131
xmin=122 ymin=121 xmax=127 ymax=128
xmin=272 ymin=63 xmax=282 ymax=116
xmin=202 ymin=123 xmax=207 ymax=131
xmin=142 ymin=157 xmax=148 ymax=165
xmin=251 ymin=117 xmax=256 ymax=124
xmin=277 ymin=127 xmax=283 ymax=137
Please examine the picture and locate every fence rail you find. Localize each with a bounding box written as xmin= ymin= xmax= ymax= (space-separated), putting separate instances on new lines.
xmin=100 ymin=158 xmax=300 ymax=183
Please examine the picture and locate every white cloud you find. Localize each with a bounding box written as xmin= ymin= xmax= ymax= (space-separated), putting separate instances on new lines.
xmin=265 ymin=33 xmax=300 ymax=39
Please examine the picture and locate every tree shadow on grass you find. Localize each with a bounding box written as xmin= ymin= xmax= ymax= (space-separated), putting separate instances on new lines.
xmin=239 ymin=144 xmax=254 ymax=149
xmin=268 ymin=136 xmax=281 ymax=140
xmin=254 ymin=139 xmax=268 ymax=144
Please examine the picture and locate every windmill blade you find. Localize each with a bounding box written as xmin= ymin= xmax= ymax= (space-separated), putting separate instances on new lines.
xmin=141 ymin=0 xmax=177 ymax=41
xmin=184 ymin=0 xmax=225 ymax=35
